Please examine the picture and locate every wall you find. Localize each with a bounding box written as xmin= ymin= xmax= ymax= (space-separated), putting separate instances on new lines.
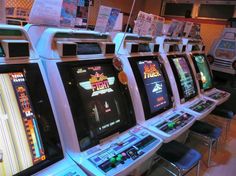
xmin=143 ymin=0 xmax=162 ymax=15
xmin=200 ymin=23 xmax=225 ymax=53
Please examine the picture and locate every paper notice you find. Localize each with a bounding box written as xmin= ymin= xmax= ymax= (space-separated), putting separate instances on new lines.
xmin=60 ymin=0 xmax=77 ymax=27
xmin=133 ymin=11 xmax=152 ymax=36
xmin=29 ymin=0 xmax=63 ymax=26
xmin=148 ymin=15 xmax=165 ymax=37
xmin=75 ymin=1 xmax=89 ymax=28
xmin=95 ymin=5 xmax=120 ymax=33
xmin=95 ymin=6 xmax=111 ymax=32
xmin=0 ymin=0 xmax=6 ymax=24
xmin=189 ymin=23 xmax=201 ymax=39
xmin=167 ymin=20 xmax=179 ymax=37
xmin=183 ymin=22 xmax=193 ymax=38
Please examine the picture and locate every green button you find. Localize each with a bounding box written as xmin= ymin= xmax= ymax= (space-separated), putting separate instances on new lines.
xmin=110 ymin=157 xmax=116 ymax=164
xmin=116 ymin=156 xmax=122 ymax=162
xmin=117 ymin=154 xmax=123 ymax=159
xmin=167 ymin=122 xmax=175 ymax=129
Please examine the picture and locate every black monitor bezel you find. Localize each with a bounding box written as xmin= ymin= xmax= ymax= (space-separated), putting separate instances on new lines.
xmin=129 ymin=56 xmax=173 ymax=120
xmin=167 ymin=54 xmax=198 ymax=103
xmin=0 ymin=63 xmax=64 ymax=176
xmin=0 ymin=43 xmax=5 ymax=57
xmin=57 ymin=59 xmax=136 ymax=151
xmin=190 ymin=53 xmax=214 ymax=91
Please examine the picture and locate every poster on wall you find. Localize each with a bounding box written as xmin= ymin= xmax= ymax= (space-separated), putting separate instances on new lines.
xmin=0 ymin=0 xmax=6 ymax=24
xmin=95 ymin=5 xmax=120 ymax=33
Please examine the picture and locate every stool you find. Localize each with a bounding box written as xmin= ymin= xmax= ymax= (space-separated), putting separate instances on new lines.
xmin=156 ymin=140 xmax=202 ymax=176
xmin=189 ymin=120 xmax=222 ymax=167
xmin=211 ymin=107 xmax=234 ymax=139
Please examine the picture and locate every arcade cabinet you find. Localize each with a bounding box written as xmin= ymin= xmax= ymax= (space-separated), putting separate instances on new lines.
xmin=113 ymin=33 xmax=196 ymax=143
xmin=113 ymin=32 xmax=202 ymax=176
xmin=183 ymin=38 xmax=233 ymax=140
xmin=209 ymin=28 xmax=236 ymax=75
xmin=27 ymin=27 xmax=163 ymax=176
xmin=157 ymin=37 xmax=217 ymax=120
xmin=0 ymin=25 xmax=86 ymax=176
xmin=182 ymin=38 xmax=230 ymax=105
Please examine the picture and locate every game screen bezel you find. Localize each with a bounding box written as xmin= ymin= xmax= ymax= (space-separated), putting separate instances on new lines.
xmin=57 ymin=59 xmax=136 ymax=151
xmin=168 ymin=54 xmax=198 ymax=103
xmin=129 ymin=56 xmax=173 ymax=120
xmin=191 ymin=53 xmax=214 ymax=91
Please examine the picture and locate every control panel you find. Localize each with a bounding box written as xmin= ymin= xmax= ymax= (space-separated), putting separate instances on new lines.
xmin=189 ymin=99 xmax=214 ymax=113
xmin=88 ymin=126 xmax=160 ymax=174
xmin=57 ymin=166 xmax=86 ymax=176
xmin=208 ymin=91 xmax=228 ymax=100
xmin=155 ymin=112 xmax=194 ymax=134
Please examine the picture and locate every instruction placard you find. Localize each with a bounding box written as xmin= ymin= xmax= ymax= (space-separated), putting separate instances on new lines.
xmin=95 ymin=5 xmax=120 ymax=33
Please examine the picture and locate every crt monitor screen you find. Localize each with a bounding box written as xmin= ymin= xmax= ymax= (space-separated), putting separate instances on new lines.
xmin=192 ymin=54 xmax=213 ymax=90
xmin=129 ymin=56 xmax=173 ymax=120
xmin=168 ymin=55 xmax=198 ymax=102
xmin=57 ymin=59 xmax=136 ymax=151
xmin=0 ymin=64 xmax=63 ymax=176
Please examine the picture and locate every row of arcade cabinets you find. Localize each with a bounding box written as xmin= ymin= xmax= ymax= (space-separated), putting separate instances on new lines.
xmin=0 ymin=23 xmax=230 ymax=176
xmin=0 ymin=25 xmax=86 ymax=176
xmin=114 ymin=33 xmax=230 ymax=144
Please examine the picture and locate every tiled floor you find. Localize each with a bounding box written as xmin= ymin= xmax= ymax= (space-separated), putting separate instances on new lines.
xmin=148 ymin=115 xmax=236 ymax=176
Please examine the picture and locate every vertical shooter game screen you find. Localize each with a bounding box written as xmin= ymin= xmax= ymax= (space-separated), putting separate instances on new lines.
xmin=62 ymin=61 xmax=135 ymax=151
xmin=0 ymin=72 xmax=45 ymax=176
xmin=171 ymin=57 xmax=197 ymax=101
xmin=193 ymin=55 xmax=213 ymax=90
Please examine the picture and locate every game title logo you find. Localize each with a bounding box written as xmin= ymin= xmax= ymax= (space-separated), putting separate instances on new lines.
xmin=90 ymin=72 xmax=112 ymax=93
xmin=79 ymin=72 xmax=115 ymax=97
xmin=143 ymin=64 xmax=161 ymax=79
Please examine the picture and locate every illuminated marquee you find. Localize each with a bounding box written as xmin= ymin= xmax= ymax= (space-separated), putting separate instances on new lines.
xmin=144 ymin=64 xmax=161 ymax=79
